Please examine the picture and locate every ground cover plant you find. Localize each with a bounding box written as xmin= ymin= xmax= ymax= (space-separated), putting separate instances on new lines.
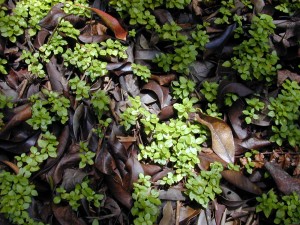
xmin=0 ymin=0 xmax=300 ymax=224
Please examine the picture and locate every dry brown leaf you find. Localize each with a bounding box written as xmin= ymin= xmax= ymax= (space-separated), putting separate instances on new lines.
xmin=221 ymin=170 xmax=262 ymax=195
xmin=159 ymin=201 xmax=175 ymax=225
xmin=191 ymin=112 xmax=235 ymax=163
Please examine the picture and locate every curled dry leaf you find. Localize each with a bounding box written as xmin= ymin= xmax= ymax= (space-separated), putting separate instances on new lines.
xmin=142 ymin=80 xmax=170 ymax=108
xmin=150 ymin=74 xmax=176 ymax=86
xmin=190 ymin=112 xmax=235 ymax=163
xmin=82 ymin=7 xmax=128 ymax=41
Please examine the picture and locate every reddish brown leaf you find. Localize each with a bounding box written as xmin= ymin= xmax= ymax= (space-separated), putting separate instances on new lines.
xmin=0 ymin=104 xmax=32 ymax=135
xmin=105 ymin=175 xmax=132 ymax=209
xmin=1 ymin=160 xmax=19 ymax=174
xmin=142 ymin=81 xmax=170 ymax=108
xmin=52 ymin=204 xmax=87 ymax=225
xmin=264 ymin=161 xmax=300 ymax=196
xmin=83 ymin=6 xmax=127 ymax=40
xmin=150 ymin=74 xmax=176 ymax=86
xmin=221 ymin=170 xmax=262 ymax=195
xmin=141 ymin=164 xmax=162 ymax=176
xmin=158 ymin=106 xmax=175 ymax=121
xmin=191 ymin=112 xmax=235 ymax=163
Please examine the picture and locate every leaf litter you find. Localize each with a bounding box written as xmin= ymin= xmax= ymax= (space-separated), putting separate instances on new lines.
xmin=0 ymin=0 xmax=299 ymax=224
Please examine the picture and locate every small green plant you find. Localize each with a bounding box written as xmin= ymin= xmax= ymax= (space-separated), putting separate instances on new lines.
xmin=131 ymin=173 xmax=161 ymax=225
xmin=185 ymin=162 xmax=223 ymax=208
xmin=242 ymin=97 xmax=265 ymax=124
xmin=21 ymin=51 xmax=46 ymax=78
xmin=206 ymin=103 xmax=222 ymax=118
xmin=172 ymin=76 xmax=196 ymax=100
xmin=227 ymin=162 xmax=241 ymax=171
xmin=165 ymin=0 xmax=191 ymax=9
xmin=158 ymin=21 xmax=187 ymax=43
xmin=120 ymin=96 xmax=143 ymax=131
xmin=139 ymin=117 xmax=207 ymax=184
xmin=100 ymin=39 xmax=128 ymax=59
xmin=174 ymin=97 xmax=198 ymax=119
xmin=27 ymin=90 xmax=70 ymax=131
xmin=256 ymin=189 xmax=279 ymax=218
xmin=200 ymin=81 xmax=219 ymax=102
xmin=0 ymin=57 xmax=7 ymax=74
xmin=224 ymin=93 xmax=239 ymax=106
xmin=240 ymin=150 xmax=259 ymax=174
xmin=39 ymin=33 xmax=67 ymax=62
xmin=69 ymin=76 xmax=91 ymax=101
xmin=15 ymin=132 xmax=58 ymax=173
xmin=78 ymin=141 xmax=95 ymax=169
xmin=0 ymin=170 xmax=43 ymax=225
xmin=131 ymin=63 xmax=151 ymax=82
xmin=256 ymin=190 xmax=300 ymax=225
xmin=54 ymin=180 xmax=103 ymax=211
xmin=91 ymin=90 xmax=111 ymax=120
xmin=268 ymin=80 xmax=300 ymax=146
xmin=57 ymin=18 xmax=80 ymax=39
xmin=214 ymin=0 xmax=235 ymax=24
xmin=63 ymin=43 xmax=109 ymax=81
xmin=274 ymin=0 xmax=300 ymax=14
xmin=223 ymin=14 xmax=281 ymax=82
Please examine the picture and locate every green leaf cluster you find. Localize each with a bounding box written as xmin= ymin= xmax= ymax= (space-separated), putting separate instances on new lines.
xmin=78 ymin=141 xmax=96 ymax=169
xmin=0 ymin=170 xmax=43 ymax=225
xmin=54 ymin=180 xmax=103 ymax=211
xmin=185 ymin=162 xmax=223 ymax=208
xmin=131 ymin=173 xmax=161 ymax=225
xmin=39 ymin=33 xmax=67 ymax=62
xmin=21 ymin=51 xmax=46 ymax=78
xmin=214 ymin=0 xmax=235 ymax=24
xmin=256 ymin=190 xmax=300 ymax=225
xmin=120 ymin=96 xmax=143 ymax=131
xmin=63 ymin=43 xmax=109 ymax=81
xmin=100 ymin=39 xmax=128 ymax=59
xmin=69 ymin=76 xmax=91 ymax=101
xmin=91 ymin=89 xmax=110 ymax=120
xmin=139 ymin=117 xmax=207 ymax=184
xmin=172 ymin=76 xmax=196 ymax=100
xmin=241 ymin=150 xmax=259 ymax=174
xmin=165 ymin=0 xmax=191 ymax=9
xmin=268 ymin=80 xmax=300 ymax=147
xmin=27 ymin=90 xmax=70 ymax=131
xmin=0 ymin=57 xmax=7 ymax=74
xmin=224 ymin=93 xmax=238 ymax=107
xmin=242 ymin=97 xmax=265 ymax=124
xmin=200 ymin=81 xmax=219 ymax=102
xmin=223 ymin=14 xmax=281 ymax=82
xmin=15 ymin=132 xmax=59 ymax=173
xmin=132 ymin=63 xmax=152 ymax=82
xmin=274 ymin=0 xmax=300 ymax=14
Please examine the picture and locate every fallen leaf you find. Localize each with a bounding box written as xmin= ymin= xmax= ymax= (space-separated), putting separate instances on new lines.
xmin=221 ymin=170 xmax=262 ymax=195
xmin=264 ymin=161 xmax=300 ymax=196
xmin=159 ymin=188 xmax=186 ymax=201
xmin=52 ymin=204 xmax=87 ymax=225
xmin=142 ymin=81 xmax=171 ymax=108
xmin=191 ymin=112 xmax=235 ymax=163
xmin=82 ymin=6 xmax=128 ymax=40
xmin=1 ymin=160 xmax=19 ymax=174
xmin=159 ymin=201 xmax=175 ymax=225
xmin=150 ymin=74 xmax=176 ymax=86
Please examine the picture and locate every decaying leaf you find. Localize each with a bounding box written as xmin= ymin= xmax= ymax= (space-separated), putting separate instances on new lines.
xmin=190 ymin=112 xmax=235 ymax=163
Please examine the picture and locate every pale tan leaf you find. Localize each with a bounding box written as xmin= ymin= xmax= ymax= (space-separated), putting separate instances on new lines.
xmin=192 ymin=112 xmax=235 ymax=163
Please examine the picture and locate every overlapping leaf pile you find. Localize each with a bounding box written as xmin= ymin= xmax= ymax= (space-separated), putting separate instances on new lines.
xmin=0 ymin=0 xmax=300 ymax=224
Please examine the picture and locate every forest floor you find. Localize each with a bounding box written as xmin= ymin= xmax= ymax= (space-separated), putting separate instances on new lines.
xmin=0 ymin=0 xmax=300 ymax=225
